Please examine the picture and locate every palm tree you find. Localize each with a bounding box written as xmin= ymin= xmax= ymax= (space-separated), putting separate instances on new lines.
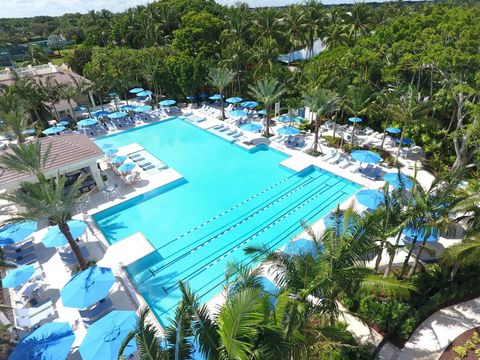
xmin=251 ymin=37 xmax=280 ymax=79
xmin=0 ymin=108 xmax=32 ymax=143
xmin=303 ymin=87 xmax=339 ymax=155
xmin=345 ymin=85 xmax=370 ymax=147
xmin=253 ymin=8 xmax=280 ymax=43
xmin=303 ymin=0 xmax=325 ymax=58
xmin=249 ymin=78 xmax=285 ymax=137
xmin=443 ymin=235 xmax=480 ymax=277
xmin=281 ymin=5 xmax=308 ymax=64
xmin=222 ymin=40 xmax=249 ymax=94
xmin=347 ymin=2 xmax=371 ymax=46
xmin=207 ymin=67 xmax=236 ymax=120
xmin=323 ymin=23 xmax=349 ymax=49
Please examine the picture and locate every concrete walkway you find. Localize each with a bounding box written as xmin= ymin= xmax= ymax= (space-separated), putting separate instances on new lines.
xmin=397 ymin=297 xmax=480 ymax=360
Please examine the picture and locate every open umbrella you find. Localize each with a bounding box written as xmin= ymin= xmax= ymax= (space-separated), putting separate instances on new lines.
xmin=229 ymin=110 xmax=248 ymax=117
xmin=104 ymin=148 xmax=119 ymax=157
xmin=77 ymin=119 xmax=99 ymax=127
xmin=284 ymin=238 xmax=321 ymax=257
xmin=57 ymin=120 xmax=70 ymax=127
xmin=79 ymin=311 xmax=137 ymax=360
xmin=118 ymin=162 xmax=136 ymax=173
xmin=403 ymin=227 xmax=439 ymax=242
xmin=240 ymin=123 xmax=262 ymax=132
xmin=323 ymin=211 xmax=354 ymax=235
xmin=209 ymin=94 xmax=222 ymax=101
xmin=277 ymin=115 xmax=292 ymax=123
xmin=278 ymin=126 xmax=300 ymax=135
xmin=226 ymin=97 xmax=243 ymax=104
xmin=396 ymin=137 xmax=414 ymax=146
xmin=186 ymin=95 xmax=195 ymax=101
xmin=3 ymin=265 xmax=35 ymax=288
xmin=351 ymin=150 xmax=382 ymax=164
xmin=136 ymin=90 xmax=152 ymax=97
xmin=42 ymin=220 xmax=87 ymax=248
xmin=383 ymin=172 xmax=413 ymax=189
xmin=111 ymin=155 xmax=127 ymax=165
xmin=8 ymin=322 xmax=75 ymax=360
xmin=42 ymin=126 xmax=65 ymax=135
xmin=240 ymin=101 xmax=258 ymax=109
xmin=159 ymin=99 xmax=176 ymax=106
xmin=386 ymin=127 xmax=401 ymax=134
xmin=61 ymin=266 xmax=115 ymax=308
xmin=75 ymin=106 xmax=87 ymax=112
xmin=348 ymin=117 xmax=362 ymax=123
xmin=107 ymin=112 xmax=127 ymax=119
xmin=258 ymin=109 xmax=268 ymax=115
xmin=120 ymin=105 xmax=136 ymax=112
xmin=0 ymin=221 xmax=37 ymax=246
xmin=355 ymin=189 xmax=385 ymax=210
xmin=92 ymin=110 xmax=111 ymax=118
xmin=129 ymin=88 xmax=144 ymax=94
xmin=134 ymin=105 xmax=152 ymax=113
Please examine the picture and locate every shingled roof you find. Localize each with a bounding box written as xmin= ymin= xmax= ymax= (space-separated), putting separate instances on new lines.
xmin=0 ymin=134 xmax=103 ymax=188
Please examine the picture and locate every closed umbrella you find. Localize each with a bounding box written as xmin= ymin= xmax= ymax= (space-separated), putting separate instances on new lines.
xmin=278 ymin=126 xmax=300 ymax=135
xmin=383 ymin=173 xmax=413 ymax=189
xmin=226 ymin=97 xmax=243 ymax=104
xmin=111 ymin=155 xmax=127 ymax=165
xmin=0 ymin=221 xmax=37 ymax=246
xmin=3 ymin=265 xmax=35 ymax=288
xmin=79 ymin=311 xmax=137 ymax=360
xmin=77 ymin=119 xmax=99 ymax=127
xmin=41 ymin=220 xmax=87 ymax=248
xmin=8 ymin=322 xmax=75 ymax=360
xmin=107 ymin=112 xmax=127 ymax=119
xmin=42 ymin=126 xmax=65 ymax=135
xmin=61 ymin=266 xmax=115 ymax=308
xmin=351 ymin=150 xmax=382 ymax=164
xmin=129 ymin=88 xmax=144 ymax=94
xmin=240 ymin=123 xmax=262 ymax=132
xmin=118 ymin=162 xmax=136 ymax=173
xmin=159 ymin=99 xmax=176 ymax=106
xmin=229 ymin=110 xmax=248 ymax=117
xmin=355 ymin=189 xmax=385 ymax=210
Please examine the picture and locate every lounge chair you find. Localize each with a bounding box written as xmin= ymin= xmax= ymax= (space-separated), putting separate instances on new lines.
xmin=337 ymin=158 xmax=352 ymax=169
xmin=80 ymin=298 xmax=114 ymax=327
xmin=345 ymin=163 xmax=361 ymax=173
xmin=130 ymin=153 xmax=142 ymax=159
xmin=15 ymin=300 xmax=55 ymax=329
xmin=143 ymin=164 xmax=155 ymax=171
xmin=361 ymin=166 xmax=382 ymax=180
xmin=319 ymin=151 xmax=335 ymax=162
xmin=327 ymin=153 xmax=342 ymax=164
xmin=133 ymin=157 xmax=146 ymax=163
xmin=138 ymin=161 xmax=152 ymax=168
xmin=60 ymin=247 xmax=89 ymax=269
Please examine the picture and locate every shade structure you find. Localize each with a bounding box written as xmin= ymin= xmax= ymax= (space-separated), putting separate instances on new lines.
xmin=258 ymin=109 xmax=268 ymax=115
xmin=240 ymin=101 xmax=258 ymax=109
xmin=42 ymin=220 xmax=87 ymax=248
xmin=403 ymin=227 xmax=439 ymax=242
xmin=383 ymin=172 xmax=413 ymax=189
xmin=75 ymin=106 xmax=87 ymax=112
xmin=226 ymin=97 xmax=243 ymax=104
xmin=8 ymin=322 xmax=75 ymax=360
xmin=355 ymin=189 xmax=385 ymax=210
xmin=348 ymin=117 xmax=362 ymax=123
xmin=3 ymin=264 xmax=35 ymax=288
xmin=229 ymin=109 xmax=248 ymax=117
xmin=278 ymin=126 xmax=300 ymax=135
xmin=209 ymin=94 xmax=222 ymax=101
xmin=79 ymin=311 xmax=137 ymax=360
xmin=159 ymin=99 xmax=176 ymax=106
xmin=77 ymin=118 xmax=99 ymax=127
xmin=351 ymin=150 xmax=383 ymax=164
xmin=92 ymin=110 xmax=111 ymax=117
xmin=284 ymin=238 xmax=320 ymax=256
xmin=104 ymin=148 xmax=119 ymax=157
xmin=107 ymin=112 xmax=127 ymax=119
xmin=42 ymin=126 xmax=65 ymax=135
xmin=240 ymin=123 xmax=262 ymax=132
xmin=396 ymin=137 xmax=414 ymax=146
xmin=120 ymin=105 xmax=136 ymax=111
xmin=61 ymin=266 xmax=115 ymax=308
xmin=129 ymin=87 xmax=144 ymax=94
xmin=386 ymin=127 xmax=401 ymax=134
xmin=134 ymin=105 xmax=152 ymax=113
xmin=0 ymin=221 xmax=37 ymax=246
xmin=111 ymin=155 xmax=127 ymax=165
xmin=136 ymin=90 xmax=152 ymax=97
xmin=118 ymin=162 xmax=136 ymax=173
xmin=57 ymin=120 xmax=70 ymax=127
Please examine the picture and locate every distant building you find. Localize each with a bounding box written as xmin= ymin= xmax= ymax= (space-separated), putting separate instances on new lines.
xmin=0 ymin=63 xmax=95 ymax=120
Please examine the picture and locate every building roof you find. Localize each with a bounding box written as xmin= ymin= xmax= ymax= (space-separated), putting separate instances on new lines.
xmin=0 ymin=134 xmax=103 ymax=188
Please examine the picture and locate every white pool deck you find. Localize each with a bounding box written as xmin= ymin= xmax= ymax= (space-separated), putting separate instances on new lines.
xmin=2 ymin=108 xmax=444 ymax=357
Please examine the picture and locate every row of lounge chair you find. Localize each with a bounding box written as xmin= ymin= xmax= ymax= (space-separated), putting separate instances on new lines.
xmin=211 ymin=124 xmax=244 ymax=139
xmin=319 ymin=151 xmax=383 ymax=179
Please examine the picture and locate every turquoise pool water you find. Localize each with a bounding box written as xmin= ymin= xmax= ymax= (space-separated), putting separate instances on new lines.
xmin=93 ymin=118 xmax=361 ymax=326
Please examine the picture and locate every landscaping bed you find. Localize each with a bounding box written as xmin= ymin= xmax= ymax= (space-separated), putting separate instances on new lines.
xmin=440 ymin=328 xmax=480 ymax=360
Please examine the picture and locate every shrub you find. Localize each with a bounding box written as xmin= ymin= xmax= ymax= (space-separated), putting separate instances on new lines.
xmin=453 ymin=345 xmax=467 ymax=358
xmin=465 ymin=340 xmax=475 ymax=350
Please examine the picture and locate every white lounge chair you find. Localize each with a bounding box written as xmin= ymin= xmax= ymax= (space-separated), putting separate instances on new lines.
xmin=327 ymin=153 xmax=342 ymax=164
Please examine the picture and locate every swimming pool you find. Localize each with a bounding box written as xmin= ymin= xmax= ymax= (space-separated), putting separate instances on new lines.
xmin=93 ymin=118 xmax=361 ymax=326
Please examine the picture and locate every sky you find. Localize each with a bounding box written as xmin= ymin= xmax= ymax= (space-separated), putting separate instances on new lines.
xmin=0 ymin=0 xmax=410 ymax=19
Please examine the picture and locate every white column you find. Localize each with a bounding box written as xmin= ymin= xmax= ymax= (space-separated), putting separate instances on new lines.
xmin=89 ymin=91 xmax=96 ymax=107
xmin=89 ymin=163 xmax=105 ymax=189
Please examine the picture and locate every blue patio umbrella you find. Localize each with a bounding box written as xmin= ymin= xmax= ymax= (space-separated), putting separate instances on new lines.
xmin=129 ymin=87 xmax=144 ymax=94
xmin=226 ymin=97 xmax=243 ymax=104
xmin=3 ymin=264 xmax=35 ymax=288
xmin=396 ymin=137 xmax=414 ymax=146
xmin=356 ymin=189 xmax=385 ymax=210
xmin=351 ymin=150 xmax=383 ymax=164
xmin=284 ymin=238 xmax=320 ymax=256
xmin=79 ymin=311 xmax=137 ymax=360
xmin=348 ymin=117 xmax=363 ymax=123
xmin=57 ymin=120 xmax=70 ymax=127
xmin=75 ymin=106 xmax=87 ymax=112
xmin=240 ymin=123 xmax=262 ymax=132
xmin=22 ymin=128 xmax=36 ymax=135
xmin=42 ymin=220 xmax=87 ymax=248
xmin=0 ymin=221 xmax=37 ymax=246
xmin=61 ymin=266 xmax=115 ymax=308
xmin=120 ymin=105 xmax=136 ymax=111
xmin=278 ymin=126 xmax=300 ymax=135
xmin=277 ymin=115 xmax=292 ymax=123
xmin=42 ymin=126 xmax=65 ymax=135
xmin=209 ymin=94 xmax=222 ymax=101
xmin=258 ymin=109 xmax=268 ymax=115
xmin=134 ymin=105 xmax=152 ymax=113
xmin=108 ymin=92 xmax=117 ymax=97
xmin=8 ymin=322 xmax=75 ymax=360
xmin=229 ymin=109 xmax=248 ymax=117
xmin=159 ymin=99 xmax=176 ymax=106
xmin=386 ymin=127 xmax=401 ymax=134
xmin=111 ymin=155 xmax=127 ymax=165
xmin=92 ymin=110 xmax=111 ymax=117
xmin=240 ymin=101 xmax=258 ymax=108
xmin=259 ymin=276 xmax=280 ymax=306
xmin=323 ymin=211 xmax=354 ymax=234
xmin=77 ymin=118 xmax=99 ymax=127
xmin=118 ymin=162 xmax=136 ymax=173
xmin=104 ymin=148 xmax=119 ymax=157
xmin=136 ymin=90 xmax=152 ymax=97
xmin=107 ymin=112 xmax=127 ymax=119
xmin=383 ymin=172 xmax=413 ymax=189
xmin=403 ymin=227 xmax=438 ymax=242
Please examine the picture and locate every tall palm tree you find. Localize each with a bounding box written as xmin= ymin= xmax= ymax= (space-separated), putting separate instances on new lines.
xmin=252 ymin=8 xmax=280 ymax=43
xmin=207 ymin=67 xmax=236 ymax=120
xmin=303 ymin=87 xmax=339 ymax=155
xmin=281 ymin=5 xmax=308 ymax=64
xmin=345 ymin=85 xmax=370 ymax=147
xmin=323 ymin=23 xmax=349 ymax=49
xmin=251 ymin=37 xmax=280 ymax=79
xmin=347 ymin=2 xmax=371 ymax=46
xmin=304 ymin=0 xmax=325 ymax=58
xmin=0 ymin=108 xmax=32 ymax=143
xmin=249 ymin=78 xmax=285 ymax=137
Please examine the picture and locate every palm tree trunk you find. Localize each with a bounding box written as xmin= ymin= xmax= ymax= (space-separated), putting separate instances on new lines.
xmin=264 ymin=106 xmax=271 ymax=137
xmin=220 ymin=95 xmax=225 ymax=120
xmin=351 ymin=121 xmax=356 ymax=146
xmin=407 ymin=237 xmax=427 ymax=278
xmin=124 ymin=91 xmax=129 ymax=105
xmin=313 ymin=117 xmax=320 ymax=154
xmin=396 ymin=130 xmax=405 ymax=158
xmin=380 ymin=130 xmax=387 ymax=150
xmin=374 ymin=242 xmax=383 ymax=271
xmin=332 ymin=113 xmax=338 ymax=141
xmin=67 ymin=100 xmax=77 ymax=121
xmin=384 ymin=231 xmax=402 ymax=277
xmin=400 ymin=235 xmax=417 ymax=279
xmin=58 ymin=222 xmax=87 ymax=270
